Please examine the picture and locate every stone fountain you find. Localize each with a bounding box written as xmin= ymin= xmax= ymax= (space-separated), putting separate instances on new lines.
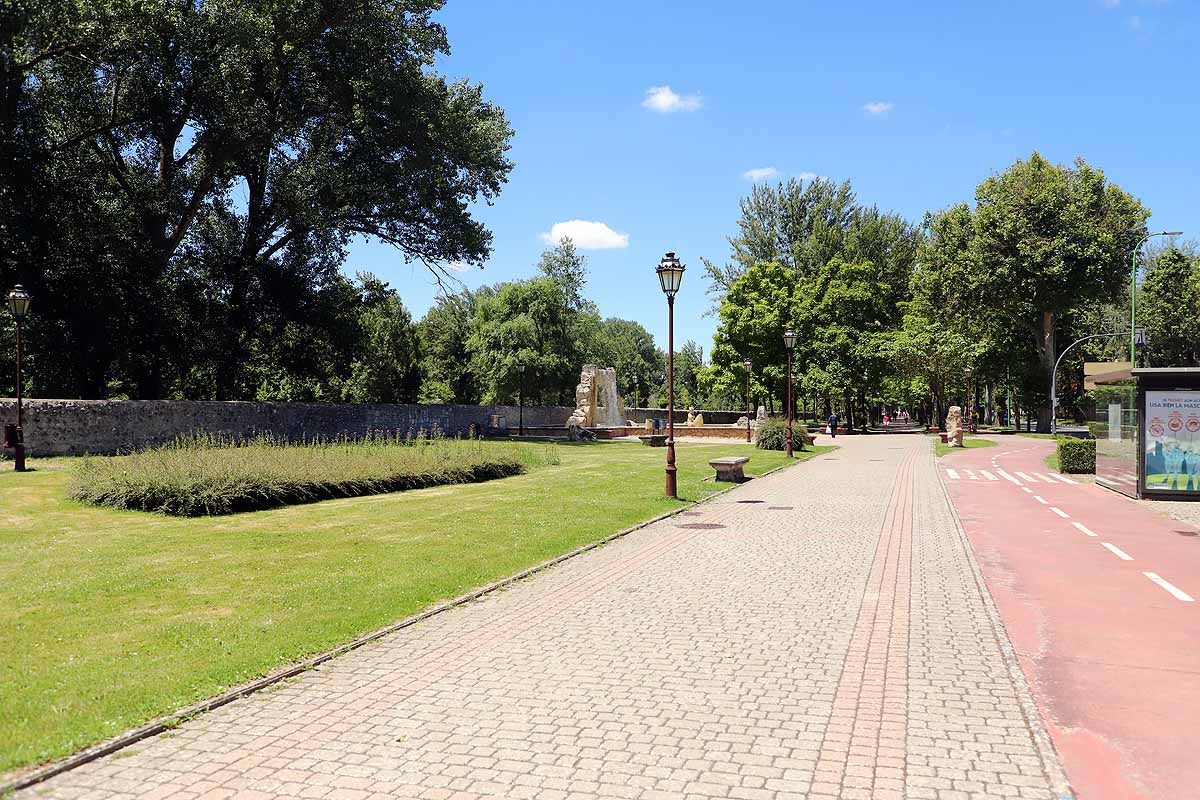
xmin=566 ymin=365 xmax=627 ymax=428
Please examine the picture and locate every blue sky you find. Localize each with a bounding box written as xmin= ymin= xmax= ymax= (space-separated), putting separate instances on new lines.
xmin=346 ymin=0 xmax=1198 ymax=356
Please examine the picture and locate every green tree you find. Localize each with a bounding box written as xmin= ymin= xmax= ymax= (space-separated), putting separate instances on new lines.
xmin=706 ymin=261 xmax=797 ymax=414
xmin=536 ymin=238 xmax=589 ymax=311
xmin=1140 ymin=247 xmax=1200 ymax=367
xmin=342 ymin=278 xmax=422 ymax=403
xmin=702 ymin=177 xmax=855 ymax=305
xmin=588 ymin=318 xmax=665 ymax=407
xmin=971 ymin=152 xmax=1148 ymax=430
xmin=468 ymin=277 xmax=595 ymax=405
xmin=417 ymin=289 xmax=486 ymax=404
xmin=5 ymin=0 xmax=513 ymax=399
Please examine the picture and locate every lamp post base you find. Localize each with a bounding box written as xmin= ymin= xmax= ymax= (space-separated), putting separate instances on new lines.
xmin=665 ymin=440 xmax=678 ymax=499
xmin=14 ymin=442 xmax=25 ymax=472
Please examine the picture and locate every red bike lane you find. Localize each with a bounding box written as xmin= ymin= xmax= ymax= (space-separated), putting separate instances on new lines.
xmin=939 ymin=436 xmax=1200 ymax=800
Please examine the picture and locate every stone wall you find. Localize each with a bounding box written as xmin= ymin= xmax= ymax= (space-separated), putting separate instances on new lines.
xmin=0 ymin=399 xmax=575 ymax=457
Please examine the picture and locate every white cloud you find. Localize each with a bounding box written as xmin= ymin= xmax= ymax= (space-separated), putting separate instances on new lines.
xmin=863 ymin=101 xmax=895 ymax=115
xmin=540 ymin=220 xmax=629 ymax=250
xmin=1128 ymin=14 xmax=1143 ymax=28
xmin=641 ymin=85 xmax=702 ymax=113
xmin=796 ymin=171 xmax=823 ymax=182
xmin=742 ymin=166 xmax=779 ymax=182
xmin=1104 ymin=0 xmax=1120 ymax=7
xmin=445 ymin=261 xmax=469 ymax=272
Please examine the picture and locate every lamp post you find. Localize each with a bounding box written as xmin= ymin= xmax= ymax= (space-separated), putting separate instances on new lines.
xmin=1050 ymin=331 xmax=1132 ymax=435
xmin=7 ymin=284 xmax=31 ymax=472
xmin=656 ymin=252 xmax=685 ymax=499
xmin=743 ymin=359 xmax=753 ymax=442
xmin=783 ymin=330 xmax=797 ymax=456
xmin=964 ymin=366 xmax=975 ymax=434
xmin=517 ymin=360 xmax=525 ymax=437
xmin=1131 ymin=230 xmax=1182 ymax=364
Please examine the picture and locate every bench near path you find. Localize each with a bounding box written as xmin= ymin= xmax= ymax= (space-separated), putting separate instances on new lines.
xmin=18 ymin=435 xmax=1068 ymax=800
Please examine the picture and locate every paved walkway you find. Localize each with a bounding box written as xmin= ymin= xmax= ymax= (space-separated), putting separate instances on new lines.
xmin=942 ymin=436 xmax=1200 ymax=800
xmin=20 ymin=435 xmax=1068 ymax=800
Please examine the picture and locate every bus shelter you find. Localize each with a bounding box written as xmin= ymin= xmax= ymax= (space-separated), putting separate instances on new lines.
xmin=1093 ymin=367 xmax=1200 ymax=500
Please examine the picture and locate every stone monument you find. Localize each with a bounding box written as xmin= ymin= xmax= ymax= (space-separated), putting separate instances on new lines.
xmin=686 ymin=409 xmax=705 ymax=426
xmin=756 ymin=406 xmax=768 ymax=427
xmin=565 ymin=365 xmax=626 ymax=428
xmin=945 ymin=405 xmax=964 ymax=447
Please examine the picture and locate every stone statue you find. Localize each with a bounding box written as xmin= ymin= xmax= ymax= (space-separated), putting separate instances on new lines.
xmin=945 ymin=405 xmax=964 ymax=447
xmin=565 ymin=365 xmax=626 ymax=428
xmin=755 ymin=406 xmax=768 ymax=427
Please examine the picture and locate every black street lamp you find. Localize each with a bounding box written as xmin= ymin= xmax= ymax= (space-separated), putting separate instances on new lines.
xmin=964 ymin=365 xmax=975 ymax=434
xmin=517 ymin=360 xmax=525 ymax=437
xmin=7 ymin=284 xmax=31 ymax=472
xmin=657 ymin=252 xmax=685 ymax=499
xmin=743 ymin=359 xmax=753 ymax=442
xmin=783 ymin=329 xmax=798 ymax=456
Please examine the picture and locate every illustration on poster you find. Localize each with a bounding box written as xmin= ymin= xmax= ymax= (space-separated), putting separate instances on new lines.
xmin=1145 ymin=391 xmax=1200 ymax=491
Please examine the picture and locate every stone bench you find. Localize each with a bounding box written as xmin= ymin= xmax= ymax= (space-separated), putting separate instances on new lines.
xmin=709 ymin=456 xmax=750 ymax=483
xmin=638 ymin=434 xmax=668 ymax=447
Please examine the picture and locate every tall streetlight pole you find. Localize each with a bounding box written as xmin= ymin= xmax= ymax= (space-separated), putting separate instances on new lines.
xmin=783 ymin=330 xmax=797 ymax=456
xmin=656 ymin=253 xmax=685 ymax=499
xmin=1051 ymin=331 xmax=1134 ymax=435
xmin=743 ymin=359 xmax=753 ymax=442
xmin=1131 ymin=230 xmax=1182 ymax=364
xmin=517 ymin=360 xmax=525 ymax=437
xmin=7 ymin=285 xmax=31 ymax=472
xmin=964 ymin=365 xmax=975 ymax=434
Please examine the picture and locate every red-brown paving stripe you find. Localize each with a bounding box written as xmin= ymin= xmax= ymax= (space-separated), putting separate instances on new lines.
xmin=811 ymin=439 xmax=915 ymax=798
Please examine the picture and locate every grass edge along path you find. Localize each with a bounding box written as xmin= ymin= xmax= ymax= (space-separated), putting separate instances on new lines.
xmin=934 ymin=435 xmax=999 ymax=458
xmin=0 ymin=440 xmax=833 ymax=783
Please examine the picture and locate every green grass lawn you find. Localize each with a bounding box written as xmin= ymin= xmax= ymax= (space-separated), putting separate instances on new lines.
xmin=0 ymin=439 xmax=828 ymax=774
xmin=934 ymin=436 xmax=999 ymax=458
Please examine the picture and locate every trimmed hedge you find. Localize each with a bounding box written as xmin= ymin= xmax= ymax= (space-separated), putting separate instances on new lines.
xmin=1056 ymin=436 xmax=1096 ymax=474
xmin=755 ymin=418 xmax=787 ymax=450
xmin=754 ymin=418 xmax=813 ymax=450
xmin=70 ymin=433 xmax=555 ymax=516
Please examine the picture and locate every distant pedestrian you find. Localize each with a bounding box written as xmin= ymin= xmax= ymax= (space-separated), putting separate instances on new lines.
xmin=827 ymin=412 xmax=838 ymax=438
xmin=883 ymin=412 xmax=891 ymax=426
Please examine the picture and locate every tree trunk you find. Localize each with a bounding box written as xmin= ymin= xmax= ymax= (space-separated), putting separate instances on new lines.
xmin=1035 ymin=309 xmax=1055 ymax=432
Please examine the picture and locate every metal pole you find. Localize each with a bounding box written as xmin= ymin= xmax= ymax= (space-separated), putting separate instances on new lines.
xmin=518 ymin=377 xmax=524 ymax=437
xmin=1131 ymin=238 xmax=1143 ymax=366
xmin=665 ymin=296 xmax=677 ymax=499
xmin=14 ymin=319 xmax=24 ymax=472
xmin=746 ymin=369 xmax=752 ymax=442
xmin=785 ymin=349 xmax=793 ymax=457
xmin=1051 ymin=332 xmax=1125 ymax=436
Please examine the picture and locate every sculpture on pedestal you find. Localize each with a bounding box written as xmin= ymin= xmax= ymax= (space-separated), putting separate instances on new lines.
xmin=945 ymin=405 xmax=964 ymax=447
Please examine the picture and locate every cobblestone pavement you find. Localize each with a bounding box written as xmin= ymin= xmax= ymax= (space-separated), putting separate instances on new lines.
xmin=20 ymin=435 xmax=1070 ymax=800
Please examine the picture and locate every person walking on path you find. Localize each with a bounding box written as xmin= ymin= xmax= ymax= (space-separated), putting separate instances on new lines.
xmin=828 ymin=412 xmax=838 ymax=438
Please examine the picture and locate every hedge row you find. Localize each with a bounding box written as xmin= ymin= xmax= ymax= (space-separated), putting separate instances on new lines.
xmin=1056 ymin=436 xmax=1096 ymax=474
xmin=69 ymin=433 xmax=554 ymax=516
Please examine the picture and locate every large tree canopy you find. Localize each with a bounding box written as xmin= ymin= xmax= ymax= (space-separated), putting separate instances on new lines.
xmin=1 ymin=0 xmax=512 ymax=400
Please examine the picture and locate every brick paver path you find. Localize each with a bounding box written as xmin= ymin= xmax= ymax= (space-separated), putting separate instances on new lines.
xmin=20 ymin=435 xmax=1070 ymax=800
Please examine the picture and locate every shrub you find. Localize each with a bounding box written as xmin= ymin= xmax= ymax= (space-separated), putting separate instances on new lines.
xmin=1056 ymin=436 xmax=1096 ymax=474
xmin=755 ymin=418 xmax=787 ymax=450
xmin=70 ymin=432 xmax=559 ymax=516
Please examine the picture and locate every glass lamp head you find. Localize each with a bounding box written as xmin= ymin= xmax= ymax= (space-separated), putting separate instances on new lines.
xmin=6 ymin=284 xmax=31 ymax=321
xmin=656 ymin=252 xmax=685 ymax=297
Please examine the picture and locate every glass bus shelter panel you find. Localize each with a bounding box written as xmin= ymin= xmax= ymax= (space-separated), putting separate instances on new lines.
xmin=1142 ymin=389 xmax=1200 ymax=496
xmin=1093 ymin=384 xmax=1138 ymax=498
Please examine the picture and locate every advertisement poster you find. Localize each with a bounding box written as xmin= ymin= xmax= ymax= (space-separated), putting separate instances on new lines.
xmin=1144 ymin=390 xmax=1200 ymax=492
